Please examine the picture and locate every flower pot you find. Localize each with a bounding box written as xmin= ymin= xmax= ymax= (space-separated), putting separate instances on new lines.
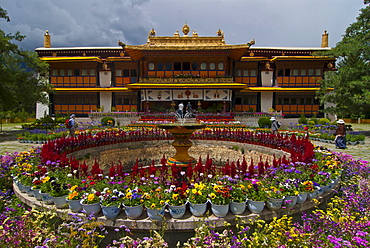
xmin=33 ymin=189 xmax=42 ymax=201
xmin=168 ymin=203 xmax=187 ymax=219
xmin=146 ymin=206 xmax=165 ymax=221
xmin=82 ymin=202 xmax=101 ymax=216
xmin=40 ymin=192 xmax=54 ymax=205
xmin=67 ymin=199 xmax=83 ymax=213
xmin=17 ymin=182 xmax=26 ymax=193
xmin=247 ymin=200 xmax=265 ymax=214
xmin=297 ymin=192 xmax=308 ymax=204
xmin=265 ymin=198 xmax=283 ymax=211
xmin=53 ymin=196 xmax=68 ymax=209
xmin=102 ymin=205 xmax=121 ymax=219
xmin=326 ymin=183 xmax=334 ymax=192
xmin=124 ymin=205 xmax=143 ymax=220
xmin=308 ymin=189 xmax=318 ymax=200
xmin=317 ymin=187 xmax=324 ymax=196
xmin=211 ymin=202 xmax=229 ymax=218
xmin=230 ymin=201 xmax=247 ymax=215
xmin=189 ymin=201 xmax=208 ymax=217
xmin=24 ymin=185 xmax=34 ymax=197
xmin=283 ymin=195 xmax=298 ymax=208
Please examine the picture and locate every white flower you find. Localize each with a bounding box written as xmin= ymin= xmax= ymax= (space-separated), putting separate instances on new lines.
xmin=67 ymin=174 xmax=73 ymax=178
xmin=180 ymin=171 xmax=186 ymax=176
xmin=200 ymin=173 xmax=204 ymax=177
xmin=73 ymin=170 xmax=78 ymax=174
xmin=208 ymin=174 xmax=213 ymax=179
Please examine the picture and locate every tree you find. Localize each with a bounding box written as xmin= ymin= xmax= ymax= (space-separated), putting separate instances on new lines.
xmin=317 ymin=1 xmax=370 ymax=118
xmin=0 ymin=7 xmax=51 ymax=113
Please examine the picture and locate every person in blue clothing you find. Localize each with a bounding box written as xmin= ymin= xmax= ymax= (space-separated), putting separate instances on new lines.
xmin=68 ymin=114 xmax=78 ymax=138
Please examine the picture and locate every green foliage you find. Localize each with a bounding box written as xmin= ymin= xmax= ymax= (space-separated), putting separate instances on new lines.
xmin=318 ymin=118 xmax=331 ymax=125
xmin=205 ymin=103 xmax=223 ymax=113
xmin=309 ymin=113 xmax=319 ymax=124
xmin=317 ymin=2 xmax=370 ymax=118
xmin=101 ymin=116 xmax=115 ymax=126
xmin=0 ymin=8 xmax=51 ymax=112
xmin=248 ymin=107 xmax=255 ymax=112
xmin=258 ymin=117 xmax=271 ymax=128
xmin=298 ymin=112 xmax=308 ymax=124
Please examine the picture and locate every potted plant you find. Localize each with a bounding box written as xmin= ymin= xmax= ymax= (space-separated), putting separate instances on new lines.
xmin=230 ymin=184 xmax=247 ymax=215
xmin=80 ymin=189 xmax=102 ymax=216
xmin=100 ymin=187 xmax=124 ymax=219
xmin=165 ymin=185 xmax=188 ymax=219
xmin=143 ymin=186 xmax=166 ymax=220
xmin=246 ymin=179 xmax=268 ymax=214
xmin=187 ymin=182 xmax=209 ymax=217
xmin=208 ymin=181 xmax=231 ymax=217
xmin=123 ymin=187 xmax=144 ymax=219
xmin=265 ymin=185 xmax=284 ymax=211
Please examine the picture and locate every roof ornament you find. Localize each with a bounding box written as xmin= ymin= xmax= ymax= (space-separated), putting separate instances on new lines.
xmin=149 ymin=28 xmax=156 ymax=36
xmin=182 ymin=23 xmax=190 ymax=36
xmin=118 ymin=40 xmax=126 ymax=48
xmin=174 ymin=30 xmax=180 ymax=37
xmin=216 ymin=28 xmax=224 ymax=37
xmin=192 ymin=30 xmax=198 ymax=37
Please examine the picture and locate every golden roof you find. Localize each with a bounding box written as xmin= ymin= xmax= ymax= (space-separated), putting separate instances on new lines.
xmin=119 ymin=24 xmax=255 ymax=60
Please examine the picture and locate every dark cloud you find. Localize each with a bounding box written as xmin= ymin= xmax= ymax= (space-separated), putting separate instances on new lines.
xmin=0 ymin=0 xmax=365 ymax=51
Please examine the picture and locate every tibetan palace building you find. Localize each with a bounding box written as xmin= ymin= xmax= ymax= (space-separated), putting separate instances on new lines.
xmin=36 ymin=25 xmax=335 ymax=118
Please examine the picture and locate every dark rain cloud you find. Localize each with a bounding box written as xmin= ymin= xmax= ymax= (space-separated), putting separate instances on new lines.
xmin=0 ymin=0 xmax=365 ymax=51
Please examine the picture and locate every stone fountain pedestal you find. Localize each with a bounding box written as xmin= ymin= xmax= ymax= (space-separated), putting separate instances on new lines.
xmin=158 ymin=123 xmax=206 ymax=167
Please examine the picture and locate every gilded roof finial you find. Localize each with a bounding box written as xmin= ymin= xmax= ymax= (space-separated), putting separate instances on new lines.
xmin=44 ymin=30 xmax=51 ymax=48
xmin=149 ymin=28 xmax=156 ymax=36
xmin=216 ymin=28 xmax=224 ymax=37
xmin=192 ymin=30 xmax=198 ymax=37
xmin=182 ymin=24 xmax=190 ymax=36
xmin=174 ymin=30 xmax=179 ymax=37
xmin=321 ymin=30 xmax=329 ymax=48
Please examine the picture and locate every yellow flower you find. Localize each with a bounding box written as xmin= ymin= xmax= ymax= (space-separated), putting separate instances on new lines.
xmin=87 ymin=193 xmax=95 ymax=202
xmin=150 ymin=203 xmax=156 ymax=209
xmin=172 ymin=194 xmax=179 ymax=200
xmin=126 ymin=192 xmax=133 ymax=199
xmin=192 ymin=189 xmax=197 ymax=194
xmin=68 ymin=191 xmax=78 ymax=200
xmin=209 ymin=193 xmax=216 ymax=199
xmin=42 ymin=176 xmax=50 ymax=183
xmin=70 ymin=185 xmax=78 ymax=192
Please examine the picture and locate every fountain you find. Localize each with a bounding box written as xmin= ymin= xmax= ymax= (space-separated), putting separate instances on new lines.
xmin=158 ymin=111 xmax=205 ymax=167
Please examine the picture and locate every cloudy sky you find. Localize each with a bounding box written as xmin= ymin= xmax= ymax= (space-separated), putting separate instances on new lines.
xmin=1 ymin=0 xmax=365 ymax=51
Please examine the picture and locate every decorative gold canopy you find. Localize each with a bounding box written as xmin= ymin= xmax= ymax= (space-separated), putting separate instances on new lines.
xmin=120 ymin=25 xmax=255 ymax=61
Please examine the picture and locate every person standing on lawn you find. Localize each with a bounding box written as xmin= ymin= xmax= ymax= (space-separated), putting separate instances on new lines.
xmin=335 ymin=119 xmax=347 ymax=149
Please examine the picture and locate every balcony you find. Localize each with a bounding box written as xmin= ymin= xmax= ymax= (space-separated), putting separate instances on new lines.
xmin=139 ymin=77 xmax=234 ymax=84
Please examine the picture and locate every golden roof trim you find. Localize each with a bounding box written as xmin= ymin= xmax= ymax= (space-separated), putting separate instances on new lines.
xmin=241 ymin=87 xmax=323 ymax=92
xmin=54 ymin=87 xmax=130 ymax=92
xmin=106 ymin=57 xmax=133 ymax=62
xmin=270 ymin=56 xmax=334 ymax=62
xmin=40 ymin=57 xmax=103 ymax=63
